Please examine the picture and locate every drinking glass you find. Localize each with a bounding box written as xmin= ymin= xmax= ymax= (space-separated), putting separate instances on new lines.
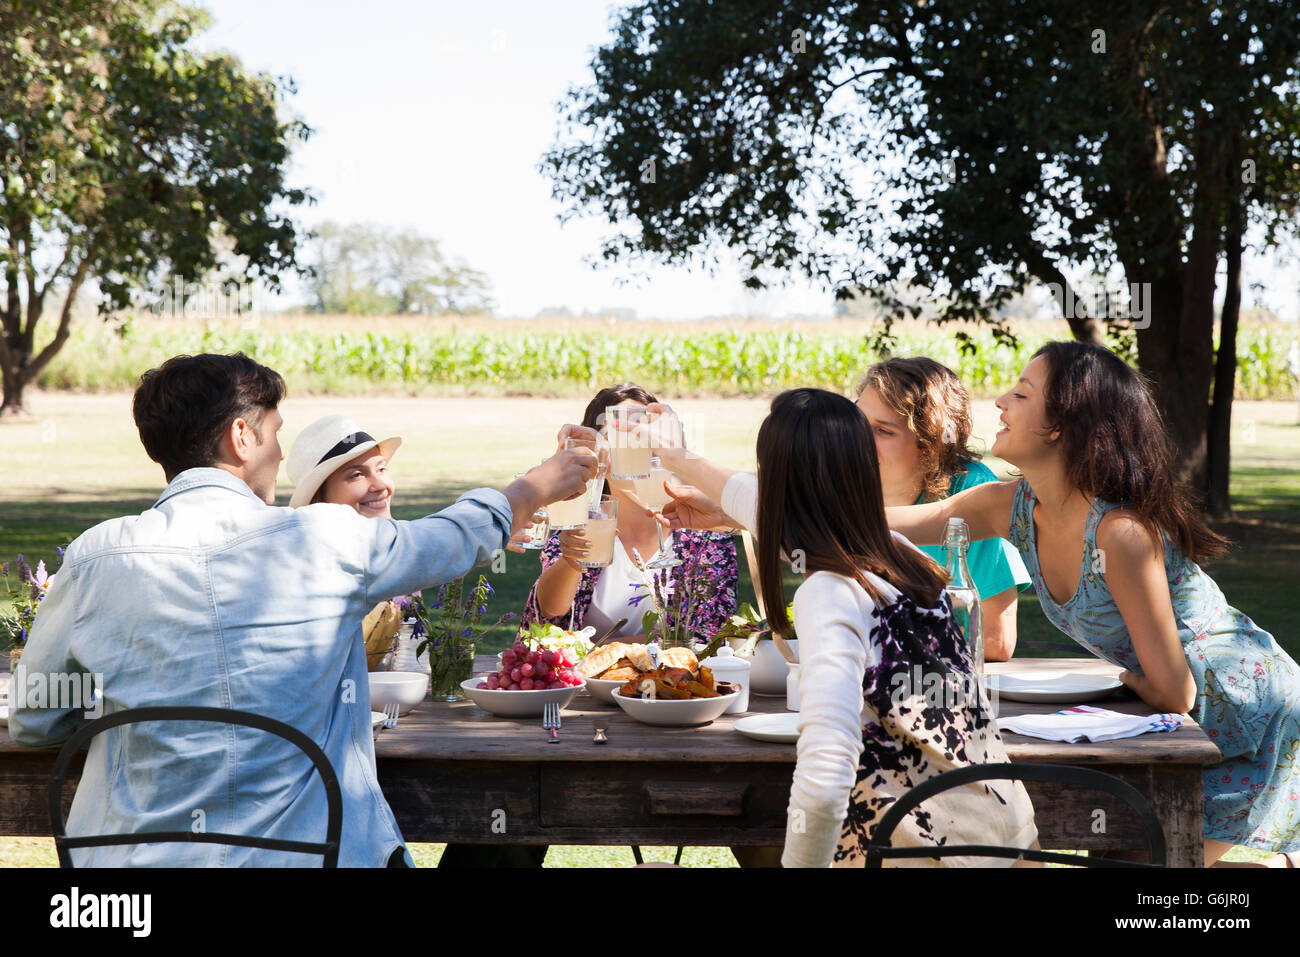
xmin=565 ymin=434 xmax=609 ymax=510
xmin=605 ymin=406 xmax=652 ymax=479
xmin=513 ymin=473 xmax=550 ymax=549
xmin=634 ymin=457 xmax=680 ymax=569
xmin=578 ymin=495 xmax=618 ymax=568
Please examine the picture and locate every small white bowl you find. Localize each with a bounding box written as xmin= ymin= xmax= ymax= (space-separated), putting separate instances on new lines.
xmin=583 ymin=676 xmax=625 ymax=705
xmin=610 ymin=687 xmax=739 ymax=726
xmin=371 ymin=711 xmax=386 ymax=741
xmin=460 ymin=677 xmax=585 ymax=717
xmin=369 ymin=671 xmax=429 ymax=715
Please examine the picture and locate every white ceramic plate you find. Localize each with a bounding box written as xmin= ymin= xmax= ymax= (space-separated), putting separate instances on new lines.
xmin=610 ymin=687 xmax=738 ymax=727
xmin=986 ymin=672 xmax=1123 ymax=704
xmin=733 ymin=712 xmax=799 ymax=743
xmin=460 ymin=677 xmax=585 ymax=717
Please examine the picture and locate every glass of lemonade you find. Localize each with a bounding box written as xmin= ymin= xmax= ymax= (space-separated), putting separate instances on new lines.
xmin=605 ymin=406 xmax=652 ymax=479
xmin=634 ymin=458 xmax=681 ymax=569
xmin=578 ymin=495 xmax=618 ymax=568
xmin=547 ymin=492 xmax=589 ymax=531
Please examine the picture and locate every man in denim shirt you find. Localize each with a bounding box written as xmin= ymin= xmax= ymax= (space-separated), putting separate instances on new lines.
xmin=11 ymin=353 xmax=595 ymax=866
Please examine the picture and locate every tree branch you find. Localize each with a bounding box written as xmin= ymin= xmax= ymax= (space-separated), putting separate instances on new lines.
xmin=1021 ymin=247 xmax=1106 ymax=345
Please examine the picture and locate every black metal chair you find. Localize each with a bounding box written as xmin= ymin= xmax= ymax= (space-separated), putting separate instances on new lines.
xmin=864 ymin=762 xmax=1166 ymax=867
xmin=49 ymin=706 xmax=342 ymax=867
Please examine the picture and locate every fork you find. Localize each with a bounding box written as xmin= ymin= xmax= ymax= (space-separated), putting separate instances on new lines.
xmin=383 ymin=702 xmax=400 ymax=729
xmin=542 ymin=702 xmax=560 ymax=743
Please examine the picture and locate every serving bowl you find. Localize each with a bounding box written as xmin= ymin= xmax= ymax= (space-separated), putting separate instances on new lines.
xmin=582 ymin=676 xmax=625 ymax=705
xmin=369 ymin=671 xmax=429 ymax=716
xmin=610 ymin=687 xmax=739 ymax=727
xmin=371 ymin=711 xmax=386 ymax=741
xmin=460 ymin=677 xmax=585 ymax=717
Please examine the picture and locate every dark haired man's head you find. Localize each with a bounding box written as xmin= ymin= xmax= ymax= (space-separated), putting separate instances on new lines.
xmin=133 ymin=353 xmax=287 ymax=502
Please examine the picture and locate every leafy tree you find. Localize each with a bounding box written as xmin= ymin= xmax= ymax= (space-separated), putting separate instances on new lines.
xmin=0 ymin=0 xmax=311 ymax=416
xmin=543 ymin=0 xmax=1300 ymax=515
xmin=304 ymin=220 xmax=494 ymax=315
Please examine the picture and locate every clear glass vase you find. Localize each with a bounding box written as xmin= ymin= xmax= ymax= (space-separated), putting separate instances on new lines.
xmin=427 ymin=639 xmax=475 ymax=702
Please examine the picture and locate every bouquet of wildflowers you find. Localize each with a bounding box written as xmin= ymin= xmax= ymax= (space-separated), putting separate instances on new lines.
xmin=411 ymin=575 xmax=515 ymax=699
xmin=2 ymin=550 xmax=61 ymax=650
xmin=628 ymin=547 xmax=716 ymax=649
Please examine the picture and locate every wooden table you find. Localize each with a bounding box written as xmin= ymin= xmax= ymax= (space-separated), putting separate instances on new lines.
xmin=0 ymin=657 xmax=1221 ymax=866
xmin=376 ymin=656 xmax=1220 ymax=866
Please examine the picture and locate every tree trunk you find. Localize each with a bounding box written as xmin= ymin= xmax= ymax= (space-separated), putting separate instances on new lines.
xmin=0 ymin=358 xmax=31 ymax=418
xmin=1206 ymin=229 xmax=1241 ymax=518
xmin=1206 ymin=127 xmax=1246 ymax=520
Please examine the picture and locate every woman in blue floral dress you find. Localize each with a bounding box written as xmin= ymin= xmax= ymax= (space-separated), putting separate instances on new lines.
xmin=886 ymin=342 xmax=1300 ymax=866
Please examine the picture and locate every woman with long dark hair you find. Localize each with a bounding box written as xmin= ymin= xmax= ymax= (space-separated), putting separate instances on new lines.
xmin=657 ymin=389 xmax=1037 ymax=867
xmin=881 ymin=341 xmax=1300 ymax=866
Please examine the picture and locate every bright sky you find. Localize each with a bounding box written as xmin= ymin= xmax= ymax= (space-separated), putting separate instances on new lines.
xmin=197 ymin=0 xmax=1298 ymax=321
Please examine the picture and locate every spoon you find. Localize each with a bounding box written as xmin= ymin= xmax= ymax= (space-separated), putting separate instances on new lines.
xmin=592 ymin=618 xmax=629 ymax=647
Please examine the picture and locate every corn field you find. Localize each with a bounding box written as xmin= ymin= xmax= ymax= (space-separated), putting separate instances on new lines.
xmin=34 ymin=314 xmax=1299 ymax=399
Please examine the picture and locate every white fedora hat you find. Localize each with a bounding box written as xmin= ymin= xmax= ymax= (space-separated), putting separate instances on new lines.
xmin=286 ymin=415 xmax=403 ymax=508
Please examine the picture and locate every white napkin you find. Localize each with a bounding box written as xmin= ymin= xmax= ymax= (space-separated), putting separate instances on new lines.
xmin=998 ymin=705 xmax=1183 ymax=743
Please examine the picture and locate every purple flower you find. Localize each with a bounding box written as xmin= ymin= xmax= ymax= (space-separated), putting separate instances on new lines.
xmin=32 ymin=561 xmax=48 ymax=589
xmin=1 ymin=563 xmax=8 ymax=577
xmin=56 ymin=545 xmax=65 ymax=559
xmin=392 ymin=594 xmax=415 ymax=613
xmin=461 ymin=627 xmax=473 ymax=637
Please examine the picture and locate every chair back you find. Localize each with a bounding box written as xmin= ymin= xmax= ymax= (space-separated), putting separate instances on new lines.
xmin=49 ymin=706 xmax=342 ymax=867
xmin=864 ymin=762 xmax=1166 ymax=867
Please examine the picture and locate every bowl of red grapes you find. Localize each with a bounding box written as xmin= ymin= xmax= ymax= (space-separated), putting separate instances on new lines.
xmin=461 ymin=641 xmax=587 ymax=716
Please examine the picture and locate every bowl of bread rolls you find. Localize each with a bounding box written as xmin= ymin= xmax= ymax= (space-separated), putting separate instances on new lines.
xmin=580 ymin=643 xmax=739 ymax=725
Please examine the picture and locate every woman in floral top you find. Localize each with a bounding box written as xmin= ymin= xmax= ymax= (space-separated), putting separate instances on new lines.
xmin=521 ymin=383 xmax=738 ymax=642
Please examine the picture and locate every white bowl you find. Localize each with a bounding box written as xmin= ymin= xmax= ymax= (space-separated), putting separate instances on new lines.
xmin=369 ymin=671 xmax=429 ymax=715
xmin=460 ymin=676 xmax=585 ymax=717
xmin=583 ymin=676 xmax=625 ymax=705
xmin=610 ymin=687 xmax=739 ymax=726
xmin=371 ymin=711 xmax=386 ymax=741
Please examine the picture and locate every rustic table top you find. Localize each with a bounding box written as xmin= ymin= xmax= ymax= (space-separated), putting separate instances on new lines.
xmin=371 ymin=655 xmax=1222 ymax=768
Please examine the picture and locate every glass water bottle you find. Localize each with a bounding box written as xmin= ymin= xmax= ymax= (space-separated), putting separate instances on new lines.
xmin=942 ymin=517 xmax=984 ymax=678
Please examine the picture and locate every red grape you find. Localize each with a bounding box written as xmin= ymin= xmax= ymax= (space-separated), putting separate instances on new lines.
xmin=510 ymin=667 xmax=523 ymax=683
xmin=521 ymin=662 xmax=535 ymax=677
xmin=519 ymin=677 xmax=535 ymax=691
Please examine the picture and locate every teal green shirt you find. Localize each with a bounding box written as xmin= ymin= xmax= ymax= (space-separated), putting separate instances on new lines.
xmin=917 ymin=460 xmax=1030 ymax=600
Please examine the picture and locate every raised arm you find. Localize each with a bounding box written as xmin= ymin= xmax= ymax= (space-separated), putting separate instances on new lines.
xmin=885 ymin=479 xmax=1018 ymax=547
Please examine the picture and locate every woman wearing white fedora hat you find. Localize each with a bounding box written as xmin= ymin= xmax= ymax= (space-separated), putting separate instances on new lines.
xmin=288 ymin=415 xmax=408 ymax=668
xmin=287 ymin=415 xmax=403 ymax=516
